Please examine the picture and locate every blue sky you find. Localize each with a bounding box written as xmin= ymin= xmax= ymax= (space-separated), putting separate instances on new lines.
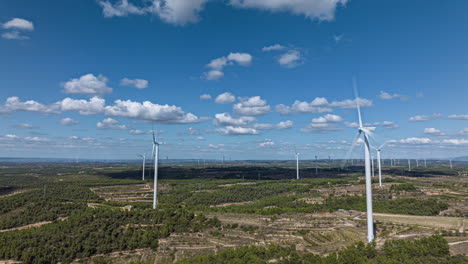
xmin=1 ymin=0 xmax=468 ymax=160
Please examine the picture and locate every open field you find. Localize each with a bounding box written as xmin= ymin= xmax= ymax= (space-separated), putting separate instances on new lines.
xmin=0 ymin=161 xmax=467 ymax=263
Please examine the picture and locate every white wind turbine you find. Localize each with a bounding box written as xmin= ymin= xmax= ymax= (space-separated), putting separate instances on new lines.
xmin=408 ymin=159 xmax=411 ymax=171
xmin=345 ymin=81 xmax=375 ymax=242
xmin=138 ymin=153 xmax=146 ymax=181
xmin=151 ymin=131 xmax=161 ymax=209
xmin=372 ymin=143 xmax=386 ymax=187
xmin=294 ymin=147 xmax=300 ymax=180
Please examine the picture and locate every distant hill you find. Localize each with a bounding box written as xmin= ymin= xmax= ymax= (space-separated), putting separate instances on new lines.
xmin=453 ymin=156 xmax=468 ymax=161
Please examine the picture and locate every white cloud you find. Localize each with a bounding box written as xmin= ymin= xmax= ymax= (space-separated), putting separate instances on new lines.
xmin=208 ymin=143 xmax=225 ymax=149
xmin=259 ymin=140 xmax=275 ymax=148
xmin=457 ymin=128 xmax=468 ymax=136
xmin=129 ymin=129 xmax=152 ymax=135
xmin=408 ymin=113 xmax=442 ymax=122
xmin=200 ymin=94 xmax=212 ymax=100
xmin=120 ymin=78 xmax=149 ymax=89
xmin=330 ymin=98 xmax=373 ymax=109
xmin=448 ymin=114 xmax=468 ymax=120
xmin=196 ymin=136 xmax=205 ymax=140
xmin=0 ymin=97 xmax=59 ymax=114
xmin=251 ymin=120 xmax=293 ymax=130
xmin=345 ymin=122 xmax=359 ymax=128
xmin=59 ymin=97 xmax=106 ymax=115
xmin=262 ymin=44 xmax=286 ymax=52
xmin=424 ymin=128 xmax=445 ymax=137
xmin=2 ymin=31 xmax=29 ymax=40
xmin=215 ymin=92 xmax=236 ymax=104
xmin=214 ymin=113 xmax=256 ymax=126
xmin=276 ymin=98 xmax=332 ymax=115
xmin=278 ymin=49 xmax=301 ymax=68
xmin=14 ymin=123 xmax=33 ymax=129
xmin=311 ymin=114 xmax=343 ymax=123
xmin=204 ymin=52 xmax=252 ymax=80
xmin=62 ymin=74 xmax=112 ymax=95
xmin=441 ymin=139 xmax=468 ymax=145
xmin=97 ymin=118 xmax=131 ymax=130
xmin=98 ymin=0 xmax=346 ymax=25
xmin=379 ymin=91 xmax=408 ymax=100
xmin=2 ymin=18 xmax=34 ymax=30
xmin=229 ymin=0 xmax=348 ymax=22
xmin=381 ymin=121 xmax=399 ymax=129
xmin=99 ymin=0 xmax=209 ymax=25
xmin=302 ymin=114 xmax=343 ymax=133
xmin=227 ymin=52 xmax=252 ymax=66
xmin=59 ymin=118 xmax=79 ymax=126
xmin=216 ymin=126 xmax=260 ymax=135
xmin=233 ymin=96 xmax=271 ymax=116
xmin=104 ymin=99 xmax=203 ymax=124
xmin=398 ymin=137 xmax=432 ymax=145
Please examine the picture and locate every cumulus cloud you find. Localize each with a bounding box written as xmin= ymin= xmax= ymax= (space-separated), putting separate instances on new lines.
xmin=59 ymin=118 xmax=79 ymax=126
xmin=0 ymin=97 xmax=59 ymax=114
xmin=233 ymin=96 xmax=271 ymax=116
xmin=381 ymin=121 xmax=399 ymax=129
xmin=97 ymin=118 xmax=131 ymax=130
xmin=2 ymin=18 xmax=34 ymax=40
xmin=99 ymin=0 xmax=209 ymax=25
xmin=397 ymin=137 xmax=433 ymax=145
xmin=409 ymin=113 xmax=442 ymax=122
xmin=2 ymin=18 xmax=34 ymax=30
xmin=0 ymin=134 xmax=48 ymax=143
xmin=302 ymin=114 xmax=343 ymax=133
xmin=262 ymin=44 xmax=286 ymax=52
xmin=457 ymin=128 xmax=468 ymax=136
xmin=277 ymin=97 xmax=371 ymax=115
xmin=330 ymin=98 xmax=373 ymax=109
xmin=104 ymin=99 xmax=203 ymax=124
xmin=278 ymin=49 xmax=302 ymax=68
xmin=379 ymin=91 xmax=408 ymax=100
xmin=441 ymin=139 xmax=468 ymax=145
xmin=129 ymin=129 xmax=152 ymax=135
xmin=59 ymin=97 xmax=106 ymax=115
xmin=276 ymin=97 xmax=332 ymax=115
xmin=229 ymin=0 xmax=348 ymax=22
xmin=214 ymin=113 xmax=256 ymax=126
xmin=424 ymin=128 xmax=446 ymax=137
xmin=200 ymin=94 xmax=212 ymax=100
xmin=2 ymin=31 xmax=29 ymax=40
xmin=448 ymin=114 xmax=468 ymax=120
xmin=259 ymin=140 xmax=275 ymax=148
xmin=120 ymin=78 xmax=149 ymax=89
xmin=14 ymin=123 xmax=33 ymax=129
xmin=62 ymin=74 xmax=112 ymax=95
xmin=98 ymin=0 xmax=346 ymax=25
xmin=215 ymin=92 xmax=236 ymax=104
xmin=216 ymin=126 xmax=260 ymax=135
xmin=204 ymin=52 xmax=252 ymax=80
xmin=251 ymin=120 xmax=293 ymax=130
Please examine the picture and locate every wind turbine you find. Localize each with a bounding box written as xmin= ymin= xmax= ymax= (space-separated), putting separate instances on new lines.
xmin=424 ymin=158 xmax=427 ymax=168
xmin=151 ymin=131 xmax=161 ymax=209
xmin=450 ymin=159 xmax=453 ymax=169
xmin=408 ymin=159 xmax=411 ymax=171
xmin=138 ymin=154 xmax=146 ymax=181
xmin=372 ymin=143 xmax=386 ymax=187
xmin=346 ymin=80 xmax=374 ymax=243
xmin=315 ymin=155 xmax=318 ymax=174
xmin=294 ymin=147 xmax=300 ymax=180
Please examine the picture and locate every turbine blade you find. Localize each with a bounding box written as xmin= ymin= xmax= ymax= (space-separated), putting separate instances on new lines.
xmin=353 ymin=78 xmax=363 ymax=128
xmin=379 ymin=141 xmax=387 ymax=149
xmin=342 ymin=131 xmax=361 ymax=168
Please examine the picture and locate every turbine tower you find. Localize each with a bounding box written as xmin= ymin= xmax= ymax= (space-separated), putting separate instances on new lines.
xmin=372 ymin=143 xmax=386 ymax=187
xmin=151 ymin=131 xmax=161 ymax=209
xmin=348 ymin=80 xmax=374 ymax=242
xmin=408 ymin=159 xmax=411 ymax=171
xmin=138 ymin=153 xmax=146 ymax=181
xmin=450 ymin=159 xmax=453 ymax=169
xmin=294 ymin=148 xmax=300 ymax=180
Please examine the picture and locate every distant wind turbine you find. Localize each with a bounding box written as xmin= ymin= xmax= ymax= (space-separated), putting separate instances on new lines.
xmin=408 ymin=159 xmax=411 ymax=171
xmin=295 ymin=147 xmax=300 ymax=180
xmin=151 ymin=130 xmax=161 ymax=209
xmin=138 ymin=153 xmax=146 ymax=181
xmin=372 ymin=142 xmax=386 ymax=187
